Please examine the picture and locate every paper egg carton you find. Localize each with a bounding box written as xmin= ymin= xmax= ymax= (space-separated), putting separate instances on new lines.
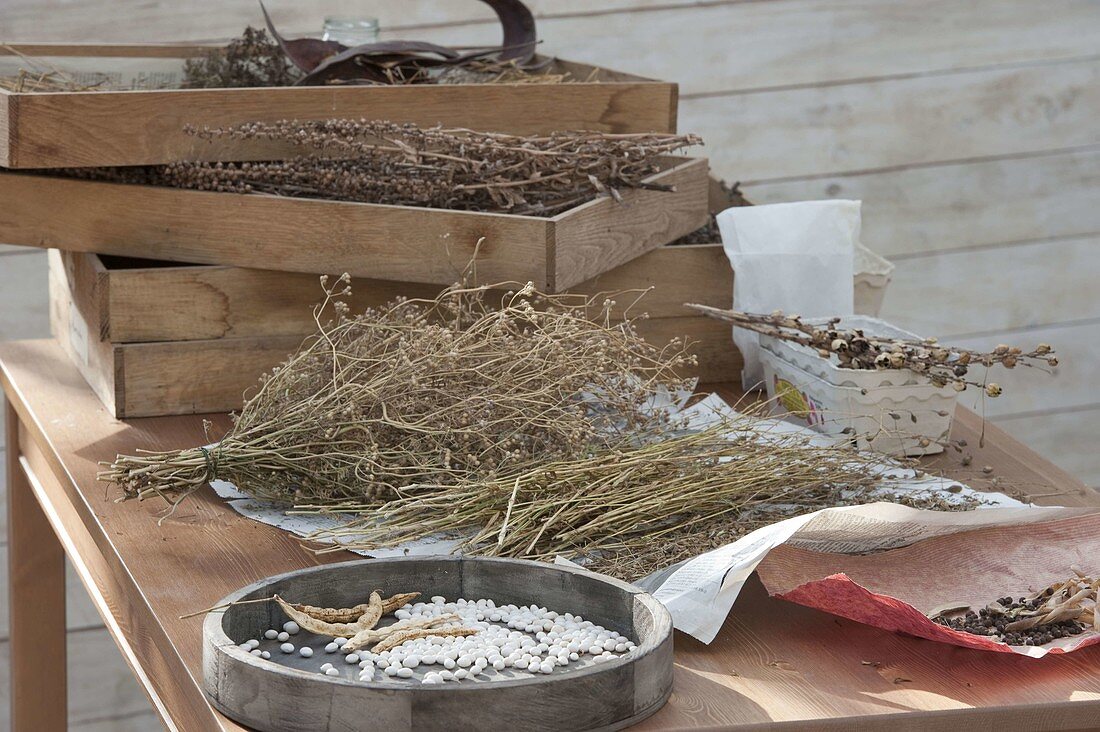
xmin=758 ymin=315 xmax=958 ymax=457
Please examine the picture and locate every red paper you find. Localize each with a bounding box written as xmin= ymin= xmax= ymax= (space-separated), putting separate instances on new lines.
xmin=755 ymin=513 xmax=1100 ymax=656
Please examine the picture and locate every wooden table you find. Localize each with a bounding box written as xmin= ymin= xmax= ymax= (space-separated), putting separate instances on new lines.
xmin=6 ymin=338 xmax=1100 ymax=731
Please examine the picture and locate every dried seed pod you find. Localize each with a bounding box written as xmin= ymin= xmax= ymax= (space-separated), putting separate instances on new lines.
xmin=381 ymin=592 xmax=421 ymax=614
xmin=356 ymin=591 xmax=384 ymax=630
xmin=985 ymin=383 xmax=1003 ymax=398
xmin=281 ymin=591 xmax=383 ymax=623
xmin=342 ymin=613 xmax=461 ymax=652
xmin=275 ymin=595 xmax=376 ymax=637
xmin=372 ymin=626 xmax=480 ymax=653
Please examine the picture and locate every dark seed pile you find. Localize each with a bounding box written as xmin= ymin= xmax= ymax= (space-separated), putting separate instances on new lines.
xmin=934 ymin=596 xmax=1087 ymax=646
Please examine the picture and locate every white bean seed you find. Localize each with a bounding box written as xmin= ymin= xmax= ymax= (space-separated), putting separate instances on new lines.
xmin=283 ymin=621 xmax=300 ymax=635
xmin=396 ymin=667 xmax=414 ymax=679
xmin=299 ymin=647 xmax=314 ymax=658
xmin=280 ymin=643 xmax=294 ymax=654
xmin=325 ymin=668 xmax=341 ymax=677
xmin=345 ymin=653 xmax=360 ymax=664
xmin=264 ymin=629 xmax=279 ymax=640
xmin=276 ymin=632 xmax=290 ymax=643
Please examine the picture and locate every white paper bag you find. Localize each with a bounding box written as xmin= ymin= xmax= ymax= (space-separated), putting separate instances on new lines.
xmin=718 ymin=200 xmax=860 ymax=389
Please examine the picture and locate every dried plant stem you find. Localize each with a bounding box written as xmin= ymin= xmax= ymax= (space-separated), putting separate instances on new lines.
xmin=689 ymin=305 xmax=1058 ymax=396
xmin=298 ymin=421 xmax=887 ymax=563
xmin=60 ymin=120 xmax=701 ymax=216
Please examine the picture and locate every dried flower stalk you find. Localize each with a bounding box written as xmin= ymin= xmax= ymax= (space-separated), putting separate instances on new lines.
xmin=60 ymin=120 xmax=701 ymax=216
xmin=182 ymin=27 xmax=300 ymax=89
xmin=689 ymin=305 xmax=1058 ymax=396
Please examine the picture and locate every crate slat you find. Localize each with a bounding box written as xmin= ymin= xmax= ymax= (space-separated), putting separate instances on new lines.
xmin=3 ymin=157 xmax=708 ymax=292
xmin=0 ymin=46 xmax=676 ymax=169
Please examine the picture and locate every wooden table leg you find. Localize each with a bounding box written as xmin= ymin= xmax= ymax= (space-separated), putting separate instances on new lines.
xmin=6 ymin=399 xmax=67 ymax=731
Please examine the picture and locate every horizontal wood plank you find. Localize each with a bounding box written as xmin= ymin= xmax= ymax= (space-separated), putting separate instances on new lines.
xmin=0 ymin=0 xmax=703 ymax=42
xmin=881 ymin=235 xmax=1100 ymax=337
xmin=634 ymin=316 xmax=741 ymax=383
xmin=4 ymin=162 xmax=701 ymax=289
xmin=685 ymin=58 xmax=1100 ymax=182
xmin=743 ymin=147 xmax=1100 ymax=258
xmin=406 ymin=0 xmax=1100 ymax=97
xmin=942 ymin=321 xmax=1100 ymax=420
xmin=3 ymin=173 xmax=551 ymax=285
xmin=5 ymin=75 xmax=675 ymax=167
xmin=7 ymin=1 xmax=1100 ymax=98
xmin=552 ymin=158 xmax=709 ymax=290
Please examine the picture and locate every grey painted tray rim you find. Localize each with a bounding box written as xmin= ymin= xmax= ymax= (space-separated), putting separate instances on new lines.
xmin=204 ymin=555 xmax=671 ymax=693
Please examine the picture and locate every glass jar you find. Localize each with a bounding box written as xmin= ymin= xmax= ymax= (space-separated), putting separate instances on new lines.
xmin=321 ymin=17 xmax=381 ymax=46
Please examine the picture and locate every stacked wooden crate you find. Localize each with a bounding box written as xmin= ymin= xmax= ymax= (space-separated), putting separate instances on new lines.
xmin=6 ymin=43 xmax=888 ymax=418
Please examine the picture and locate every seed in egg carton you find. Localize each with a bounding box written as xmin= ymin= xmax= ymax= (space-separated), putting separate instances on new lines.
xmin=251 ymin=590 xmax=637 ymax=683
xmin=929 ymin=571 xmax=1100 ymax=646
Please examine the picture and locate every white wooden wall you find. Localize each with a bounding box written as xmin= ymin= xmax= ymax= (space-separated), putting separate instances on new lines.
xmin=2 ymin=1 xmax=1099 ymax=728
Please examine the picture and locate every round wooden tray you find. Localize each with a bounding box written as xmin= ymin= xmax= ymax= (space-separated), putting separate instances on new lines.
xmin=203 ymin=556 xmax=673 ymax=731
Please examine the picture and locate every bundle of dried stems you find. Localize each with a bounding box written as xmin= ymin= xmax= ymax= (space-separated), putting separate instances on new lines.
xmin=101 ymin=277 xmax=697 ymax=507
xmin=60 ymin=120 xmax=701 ymax=216
xmin=99 ymin=278 xmax=950 ymax=577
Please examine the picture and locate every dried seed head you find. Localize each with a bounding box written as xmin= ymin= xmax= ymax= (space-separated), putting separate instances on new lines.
xmin=985 ymin=383 xmax=1003 ymax=398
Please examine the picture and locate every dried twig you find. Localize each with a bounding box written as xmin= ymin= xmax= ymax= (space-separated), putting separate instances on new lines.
xmin=689 ymin=305 xmax=1058 ymax=396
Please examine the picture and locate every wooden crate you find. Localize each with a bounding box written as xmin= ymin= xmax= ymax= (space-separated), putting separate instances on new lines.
xmin=48 ymin=245 xmax=740 ymax=417
xmin=48 ymin=255 xmax=300 ymax=417
xmin=0 ymin=44 xmax=678 ymax=169
xmin=2 ymin=157 xmax=708 ymax=293
xmin=55 ymin=244 xmax=729 ymax=343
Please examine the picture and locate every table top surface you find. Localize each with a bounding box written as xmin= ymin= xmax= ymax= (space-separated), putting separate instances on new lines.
xmin=5 ymin=338 xmax=1100 ymax=732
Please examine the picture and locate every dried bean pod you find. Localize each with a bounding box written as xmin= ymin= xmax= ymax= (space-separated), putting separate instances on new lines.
xmin=275 ymin=595 xmax=374 ymax=637
xmin=283 ymin=596 xmax=375 ymax=623
xmin=356 ymin=591 xmax=384 ymax=631
xmin=342 ymin=613 xmax=459 ymax=653
xmin=372 ymin=627 xmax=480 ymax=654
xmin=381 ymin=592 xmax=420 ymax=615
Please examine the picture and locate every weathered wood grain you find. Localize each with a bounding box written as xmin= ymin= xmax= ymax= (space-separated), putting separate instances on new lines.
xmin=204 ymin=558 xmax=672 ymax=732
xmin=686 ymin=58 xmax=1100 ymax=183
xmin=50 ymin=257 xmax=300 ymax=416
xmin=8 ymin=0 xmax=1100 ymax=99
xmin=59 ymin=243 xmax=731 ymax=343
xmin=2 ymin=158 xmax=706 ymax=291
xmin=881 ymin=235 xmax=1100 ymax=337
xmin=0 ymin=53 xmax=675 ymax=168
xmin=552 ymin=158 xmax=709 ymax=290
xmin=0 ymin=0 xmax=700 ymax=41
xmin=744 ymin=147 xmax=1100 ymax=258
xmin=3 ymin=74 xmax=677 ymax=168
xmin=407 ymin=0 xmax=1100 ymax=97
